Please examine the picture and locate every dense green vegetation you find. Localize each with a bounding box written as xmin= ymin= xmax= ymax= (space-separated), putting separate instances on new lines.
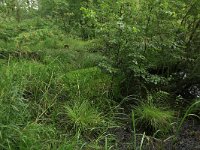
xmin=0 ymin=0 xmax=200 ymax=149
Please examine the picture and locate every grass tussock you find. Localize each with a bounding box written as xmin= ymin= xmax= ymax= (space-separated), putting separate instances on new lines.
xmin=65 ymin=100 xmax=105 ymax=131
xmin=133 ymin=100 xmax=174 ymax=135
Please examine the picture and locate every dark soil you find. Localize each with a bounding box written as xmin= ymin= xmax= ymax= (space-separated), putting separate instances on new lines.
xmin=174 ymin=119 xmax=200 ymax=150
xmin=111 ymin=118 xmax=200 ymax=150
xmin=113 ymin=126 xmax=132 ymax=149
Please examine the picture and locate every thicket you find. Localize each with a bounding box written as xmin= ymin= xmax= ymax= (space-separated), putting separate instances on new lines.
xmin=0 ymin=0 xmax=200 ymax=149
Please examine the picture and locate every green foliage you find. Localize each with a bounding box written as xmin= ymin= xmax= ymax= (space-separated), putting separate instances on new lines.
xmin=0 ymin=61 xmax=60 ymax=149
xmin=150 ymin=91 xmax=172 ymax=107
xmin=15 ymin=28 xmax=64 ymax=49
xmin=0 ymin=0 xmax=200 ymax=149
xmin=18 ymin=123 xmax=57 ymax=150
xmin=0 ymin=123 xmax=57 ymax=149
xmin=64 ymin=67 xmax=111 ymax=98
xmin=133 ymin=102 xmax=174 ymax=134
xmin=79 ymin=0 xmax=200 ymax=98
xmin=65 ymin=100 xmax=105 ymax=131
xmin=132 ymin=91 xmax=174 ymax=134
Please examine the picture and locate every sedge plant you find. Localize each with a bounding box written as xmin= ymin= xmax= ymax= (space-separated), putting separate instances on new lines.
xmin=133 ymin=101 xmax=174 ymax=135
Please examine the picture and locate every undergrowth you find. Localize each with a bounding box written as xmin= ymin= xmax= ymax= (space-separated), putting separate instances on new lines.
xmin=0 ymin=14 xmax=199 ymax=149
